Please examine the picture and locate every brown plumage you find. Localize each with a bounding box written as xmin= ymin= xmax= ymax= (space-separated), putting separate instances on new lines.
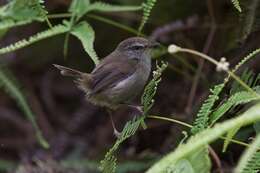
xmin=54 ymin=37 xmax=157 ymax=110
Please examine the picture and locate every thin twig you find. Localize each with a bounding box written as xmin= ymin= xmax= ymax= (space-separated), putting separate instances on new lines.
xmin=209 ymin=146 xmax=223 ymax=173
xmin=186 ymin=0 xmax=216 ymax=114
xmin=147 ymin=115 xmax=256 ymax=149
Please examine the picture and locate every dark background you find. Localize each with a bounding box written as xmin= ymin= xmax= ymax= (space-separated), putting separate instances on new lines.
xmin=0 ymin=0 xmax=259 ymax=172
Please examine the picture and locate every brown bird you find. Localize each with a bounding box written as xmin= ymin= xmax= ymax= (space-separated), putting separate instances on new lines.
xmin=54 ymin=37 xmax=158 ymax=136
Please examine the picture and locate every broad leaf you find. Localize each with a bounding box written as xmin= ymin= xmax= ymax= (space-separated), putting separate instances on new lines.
xmin=166 ymin=147 xmax=210 ymax=173
xmin=71 ymin=21 xmax=99 ymax=65
xmin=0 ymin=0 xmax=47 ymax=21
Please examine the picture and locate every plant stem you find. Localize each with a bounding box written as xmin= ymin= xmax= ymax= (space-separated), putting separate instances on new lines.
xmin=47 ymin=13 xmax=71 ymax=19
xmin=87 ymin=14 xmax=144 ymax=36
xmin=147 ymin=115 xmax=254 ymax=149
xmin=180 ymin=48 xmax=219 ymax=65
xmin=148 ymin=115 xmax=192 ymax=128
xmin=177 ymin=48 xmax=260 ymax=97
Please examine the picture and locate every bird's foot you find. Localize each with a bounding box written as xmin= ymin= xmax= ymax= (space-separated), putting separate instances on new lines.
xmin=127 ymin=105 xmax=144 ymax=115
xmin=113 ymin=128 xmax=122 ymax=139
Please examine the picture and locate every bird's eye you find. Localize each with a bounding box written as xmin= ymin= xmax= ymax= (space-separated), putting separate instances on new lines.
xmin=130 ymin=45 xmax=145 ymax=50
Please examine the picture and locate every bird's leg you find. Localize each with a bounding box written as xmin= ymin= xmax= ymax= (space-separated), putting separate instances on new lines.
xmin=107 ymin=109 xmax=121 ymax=138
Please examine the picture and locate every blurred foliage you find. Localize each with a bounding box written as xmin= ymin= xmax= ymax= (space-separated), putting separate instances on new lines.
xmin=0 ymin=0 xmax=260 ymax=173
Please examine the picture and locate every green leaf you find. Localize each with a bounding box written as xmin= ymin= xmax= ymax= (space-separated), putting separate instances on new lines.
xmin=71 ymin=21 xmax=99 ymax=65
xmin=231 ymin=0 xmax=242 ymax=12
xmin=166 ymin=147 xmax=210 ymax=173
xmin=0 ymin=24 xmax=69 ymax=55
xmin=87 ymin=2 xmax=141 ymax=13
xmin=191 ymin=83 xmax=224 ymax=134
xmin=138 ymin=0 xmax=157 ymax=33
xmin=222 ymin=126 xmax=241 ymax=152
xmin=69 ymin=0 xmax=141 ymax=21
xmin=146 ymin=103 xmax=260 ymax=173
xmin=235 ymin=133 xmax=260 ymax=173
xmin=210 ymin=86 xmax=260 ymax=125
xmin=0 ymin=0 xmax=47 ymax=21
xmin=69 ymin=0 xmax=90 ymax=20
xmin=0 ymin=67 xmax=49 ymax=148
xmin=99 ymin=62 xmax=167 ymax=173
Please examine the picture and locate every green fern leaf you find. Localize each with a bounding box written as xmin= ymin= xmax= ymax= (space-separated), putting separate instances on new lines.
xmin=224 ymin=48 xmax=260 ymax=90
xmin=142 ymin=61 xmax=168 ymax=115
xmin=210 ymin=86 xmax=260 ymax=125
xmin=138 ymin=0 xmax=157 ymax=33
xmin=235 ymin=133 xmax=260 ymax=173
xmin=69 ymin=0 xmax=141 ymax=21
xmin=100 ymin=62 xmax=167 ymax=173
xmin=0 ymin=24 xmax=69 ymax=55
xmin=146 ymin=103 xmax=260 ymax=173
xmin=0 ymin=0 xmax=47 ymax=21
xmin=166 ymin=147 xmax=211 ymax=173
xmin=0 ymin=67 xmax=49 ymax=148
xmin=238 ymin=0 xmax=260 ymax=42
xmin=100 ymin=117 xmax=142 ymax=173
xmin=0 ymin=19 xmax=32 ymax=30
xmin=222 ymin=126 xmax=241 ymax=152
xmin=231 ymin=0 xmax=242 ymax=12
xmin=69 ymin=0 xmax=90 ymax=21
xmin=87 ymin=2 xmax=141 ymax=13
xmin=191 ymin=83 xmax=225 ymax=134
xmin=71 ymin=21 xmax=99 ymax=65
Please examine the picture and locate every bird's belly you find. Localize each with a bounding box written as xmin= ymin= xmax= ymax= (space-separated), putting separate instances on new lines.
xmin=108 ymin=71 xmax=149 ymax=103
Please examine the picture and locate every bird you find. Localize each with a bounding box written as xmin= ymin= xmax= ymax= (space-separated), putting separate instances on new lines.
xmin=54 ymin=37 xmax=158 ymax=137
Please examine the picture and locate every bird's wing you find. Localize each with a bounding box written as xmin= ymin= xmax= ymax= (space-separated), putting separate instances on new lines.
xmin=89 ymin=56 xmax=138 ymax=95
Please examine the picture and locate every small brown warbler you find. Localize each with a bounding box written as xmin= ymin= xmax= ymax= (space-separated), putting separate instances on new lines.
xmin=54 ymin=37 xmax=158 ymax=136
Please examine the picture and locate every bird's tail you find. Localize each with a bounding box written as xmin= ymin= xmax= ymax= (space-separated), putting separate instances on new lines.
xmin=53 ymin=64 xmax=83 ymax=77
xmin=53 ymin=64 xmax=92 ymax=91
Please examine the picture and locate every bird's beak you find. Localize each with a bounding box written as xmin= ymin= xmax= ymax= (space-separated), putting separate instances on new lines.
xmin=148 ymin=40 xmax=160 ymax=48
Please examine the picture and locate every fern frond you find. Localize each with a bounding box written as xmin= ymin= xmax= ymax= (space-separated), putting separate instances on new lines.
xmin=142 ymin=61 xmax=168 ymax=115
xmin=147 ymin=103 xmax=260 ymax=173
xmin=210 ymin=86 xmax=260 ymax=125
xmin=191 ymin=84 xmax=225 ymax=134
xmin=0 ymin=19 xmax=32 ymax=30
xmin=225 ymin=47 xmax=260 ymax=84
xmin=138 ymin=0 xmax=157 ymax=33
xmin=230 ymin=69 xmax=257 ymax=94
xmin=69 ymin=0 xmax=141 ymax=21
xmin=0 ymin=67 xmax=49 ymax=148
xmin=231 ymin=0 xmax=242 ymax=12
xmin=0 ymin=24 xmax=69 ymax=55
xmin=100 ymin=117 xmax=142 ymax=173
xmin=234 ymin=133 xmax=260 ymax=173
xmin=239 ymin=0 xmax=260 ymax=42
xmin=100 ymin=62 xmax=167 ymax=173
xmin=87 ymin=2 xmax=141 ymax=13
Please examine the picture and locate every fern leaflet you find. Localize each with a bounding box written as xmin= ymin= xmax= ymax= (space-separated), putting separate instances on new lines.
xmin=99 ymin=61 xmax=167 ymax=173
xmin=0 ymin=67 xmax=49 ymax=148
xmin=210 ymin=86 xmax=260 ymax=125
xmin=138 ymin=0 xmax=157 ymax=33
xmin=87 ymin=2 xmax=141 ymax=13
xmin=0 ymin=24 xmax=69 ymax=55
xmin=235 ymin=133 xmax=260 ymax=173
xmin=231 ymin=0 xmax=242 ymax=12
xmin=191 ymin=83 xmax=225 ymax=134
xmin=0 ymin=19 xmax=32 ymax=30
